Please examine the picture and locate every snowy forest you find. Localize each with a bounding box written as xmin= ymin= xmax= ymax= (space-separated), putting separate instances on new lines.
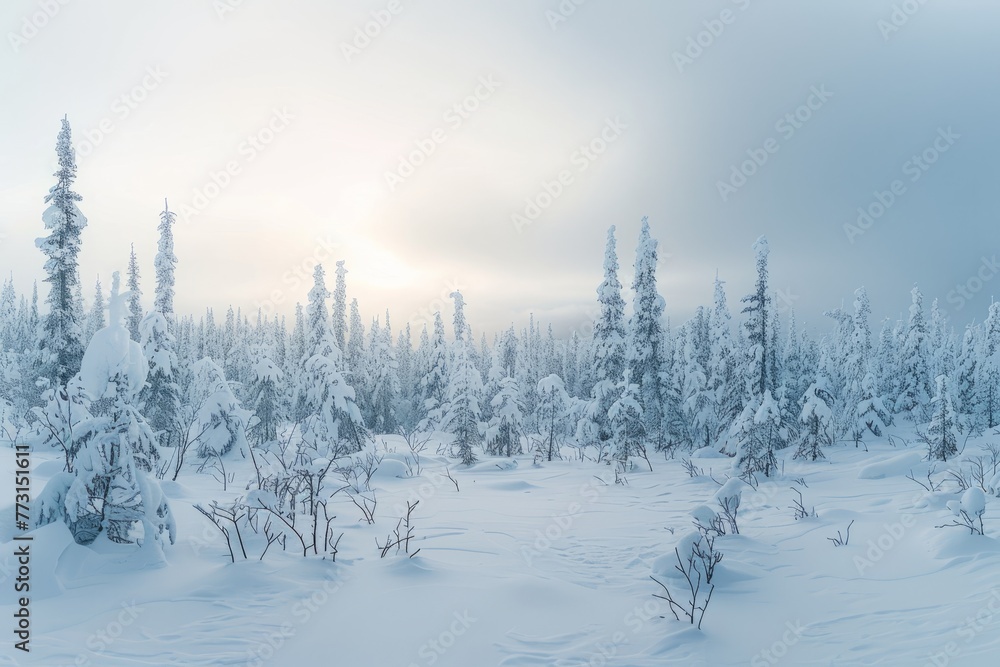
xmin=5 ymin=119 xmax=1000 ymax=665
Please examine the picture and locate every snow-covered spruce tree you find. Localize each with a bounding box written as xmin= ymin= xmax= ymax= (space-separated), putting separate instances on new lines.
xmin=418 ymin=312 xmax=449 ymax=431
xmin=484 ymin=375 xmax=524 ymax=457
xmin=782 ymin=309 xmax=809 ymax=417
xmin=575 ymin=338 xmax=596 ymax=402
xmin=730 ymin=237 xmax=786 ymax=477
xmin=795 ymin=375 xmax=835 ymax=461
xmin=563 ymin=332 xmax=581 ymax=398
xmin=608 ymin=371 xmax=644 ymax=466
xmin=767 ymin=308 xmax=786 ymax=418
xmin=927 ymin=299 xmax=954 ymax=384
xmin=126 ymin=244 xmax=143 ymax=342
xmin=368 ymin=312 xmax=400 ymax=434
xmin=84 ymin=278 xmax=106 ymax=343
xmin=346 ymin=298 xmax=370 ymax=411
xmin=856 ymin=371 xmax=892 ymax=441
xmin=139 ymin=312 xmax=182 ymax=449
xmin=188 ymin=358 xmax=253 ymax=461
xmin=896 ymin=285 xmax=933 ymax=422
xmin=36 ymin=273 xmax=174 ymax=549
xmin=288 ymin=303 xmax=308 ymax=372
xmin=735 ymin=390 xmax=786 ymax=477
xmin=626 ymin=217 xmax=672 ymax=451
xmin=394 ymin=323 xmax=420 ymax=431
xmin=0 ymin=278 xmax=17 ymax=352
xmin=332 ymin=260 xmax=348 ymax=353
xmin=442 ymin=292 xmax=482 ymax=465
xmin=299 ymin=333 xmax=366 ymax=460
xmin=536 ymin=373 xmax=570 ymax=461
xmin=741 ymin=236 xmax=774 ymax=404
xmin=923 ymin=374 xmax=959 ymax=462
xmin=578 ymin=226 xmax=628 ymax=446
xmin=977 ymin=302 xmax=1000 ymax=429
xmin=291 ymin=266 xmax=331 ymax=422
xmin=822 ymin=305 xmax=853 ymax=426
xmin=681 ymin=312 xmax=716 ymax=449
xmin=873 ymin=318 xmax=900 ymax=415
xmin=481 ymin=342 xmax=504 ymax=426
xmin=709 ymin=275 xmax=741 ymax=447
xmin=36 ymin=117 xmax=88 ymax=388
xmin=247 ymin=353 xmax=284 ymax=445
xmin=955 ymin=325 xmax=982 ymax=433
xmin=516 ymin=317 xmax=540 ymax=432
xmin=840 ymin=287 xmax=873 ymax=442
xmin=306 ymin=264 xmax=330 ymax=354
xmin=154 ymin=200 xmax=177 ymax=322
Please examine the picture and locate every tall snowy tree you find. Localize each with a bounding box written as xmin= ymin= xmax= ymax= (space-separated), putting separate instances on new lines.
xmin=709 ymin=275 xmax=741 ymax=446
xmin=139 ymin=311 xmax=182 ymax=450
xmin=741 ymin=236 xmax=773 ymax=402
xmin=418 ymin=312 xmax=449 ymax=431
xmin=306 ymin=264 xmax=331 ymax=355
xmin=84 ymin=278 xmax=106 ymax=344
xmin=126 ymin=244 xmax=143 ymax=342
xmin=154 ymin=200 xmax=177 ymax=321
xmin=730 ymin=237 xmax=787 ymax=476
xmin=625 ymin=217 xmax=671 ymax=451
xmin=367 ymin=312 xmax=400 ymax=433
xmin=924 ymin=374 xmax=959 ymax=462
xmin=840 ymin=287 xmax=873 ymax=442
xmin=442 ymin=292 xmax=482 ymax=465
xmin=577 ymin=226 xmax=627 ymax=447
xmin=36 ymin=117 xmax=88 ymax=388
xmin=332 ymin=260 xmax=348 ymax=353
xmin=955 ymin=325 xmax=981 ymax=432
xmin=896 ymin=285 xmax=933 ymax=421
xmin=978 ymin=303 xmax=1000 ymax=429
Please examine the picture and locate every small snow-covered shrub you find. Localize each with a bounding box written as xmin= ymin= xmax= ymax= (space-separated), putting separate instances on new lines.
xmin=651 ymin=531 xmax=720 ymax=629
xmin=712 ymin=478 xmax=749 ymax=535
xmin=939 ymin=488 xmax=986 ymax=535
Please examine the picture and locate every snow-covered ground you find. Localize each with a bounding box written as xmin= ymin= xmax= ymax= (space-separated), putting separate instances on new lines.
xmin=4 ymin=429 xmax=1000 ymax=666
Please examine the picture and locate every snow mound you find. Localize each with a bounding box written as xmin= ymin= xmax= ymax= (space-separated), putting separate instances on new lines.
xmin=371 ymin=457 xmax=410 ymax=480
xmin=691 ymin=446 xmax=727 ymax=459
xmin=857 ymin=451 xmax=924 ymax=479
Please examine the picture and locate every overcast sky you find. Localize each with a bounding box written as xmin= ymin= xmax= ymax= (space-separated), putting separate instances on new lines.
xmin=1 ymin=0 xmax=999 ymax=340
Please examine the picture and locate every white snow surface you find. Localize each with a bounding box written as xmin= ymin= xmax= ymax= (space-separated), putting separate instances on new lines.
xmin=4 ymin=429 xmax=1000 ymax=665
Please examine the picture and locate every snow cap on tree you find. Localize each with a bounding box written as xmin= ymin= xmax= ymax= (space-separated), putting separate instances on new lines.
xmin=79 ymin=272 xmax=148 ymax=402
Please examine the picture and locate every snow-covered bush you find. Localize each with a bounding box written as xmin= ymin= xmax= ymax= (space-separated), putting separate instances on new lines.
xmin=651 ymin=530 xmax=720 ymax=629
xmin=712 ymin=478 xmax=748 ymax=535
xmin=795 ymin=377 xmax=834 ymax=461
xmin=35 ymin=273 xmax=175 ymax=550
xmin=940 ymin=487 xmax=986 ymax=535
xmin=484 ymin=375 xmax=524 ymax=457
